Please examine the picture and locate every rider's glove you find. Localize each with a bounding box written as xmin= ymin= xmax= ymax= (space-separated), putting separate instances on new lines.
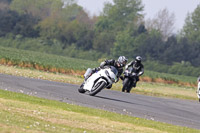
xmin=125 ymin=65 xmax=128 ymax=70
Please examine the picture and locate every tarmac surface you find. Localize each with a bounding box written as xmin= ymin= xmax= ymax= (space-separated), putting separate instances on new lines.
xmin=0 ymin=73 xmax=200 ymax=130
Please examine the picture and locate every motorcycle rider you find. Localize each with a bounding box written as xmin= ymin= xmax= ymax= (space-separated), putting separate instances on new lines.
xmin=123 ymin=56 xmax=144 ymax=88
xmin=91 ymin=56 xmax=128 ymax=88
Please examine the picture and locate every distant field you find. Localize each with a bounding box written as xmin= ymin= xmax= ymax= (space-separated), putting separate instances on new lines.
xmin=0 ymin=46 xmax=98 ymax=71
xmin=0 ymin=46 xmax=197 ymax=85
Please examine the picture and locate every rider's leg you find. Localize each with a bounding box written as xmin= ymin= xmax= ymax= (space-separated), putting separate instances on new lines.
xmin=91 ymin=67 xmax=100 ymax=74
xmin=133 ymin=76 xmax=139 ymax=87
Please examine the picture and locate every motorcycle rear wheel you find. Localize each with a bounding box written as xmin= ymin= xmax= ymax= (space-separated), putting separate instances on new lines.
xmin=89 ymin=81 xmax=106 ymax=96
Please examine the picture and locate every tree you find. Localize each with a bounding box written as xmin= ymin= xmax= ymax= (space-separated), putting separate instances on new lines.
xmin=0 ymin=0 xmax=12 ymax=10
xmin=61 ymin=0 xmax=76 ymax=7
xmin=94 ymin=0 xmax=144 ymax=55
xmin=38 ymin=3 xmax=94 ymax=49
xmin=0 ymin=10 xmax=39 ymax=37
xmin=0 ymin=0 xmax=13 ymax=3
xmin=10 ymin=0 xmax=65 ymax=19
xmin=145 ymin=8 xmax=175 ymax=41
xmin=112 ymin=30 xmax=135 ymax=57
xmin=181 ymin=4 xmax=200 ymax=44
xmin=0 ymin=10 xmax=18 ymax=36
xmin=96 ymin=0 xmax=144 ymax=32
xmin=161 ymin=35 xmax=179 ymax=64
xmin=130 ymin=29 xmax=166 ymax=61
xmin=13 ymin=14 xmax=39 ymax=37
xmin=93 ymin=31 xmax=115 ymax=54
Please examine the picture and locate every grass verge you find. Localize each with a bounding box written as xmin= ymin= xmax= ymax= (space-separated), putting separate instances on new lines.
xmin=0 ymin=89 xmax=199 ymax=133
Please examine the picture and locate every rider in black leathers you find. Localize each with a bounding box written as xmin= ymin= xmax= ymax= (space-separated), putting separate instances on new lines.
xmin=92 ymin=56 xmax=128 ymax=88
xmin=123 ymin=56 xmax=144 ymax=88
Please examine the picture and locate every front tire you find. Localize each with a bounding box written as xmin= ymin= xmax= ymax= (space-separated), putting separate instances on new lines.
xmin=122 ymin=78 xmax=131 ymax=93
xmin=78 ymin=83 xmax=86 ymax=93
xmin=89 ymin=81 xmax=106 ymax=96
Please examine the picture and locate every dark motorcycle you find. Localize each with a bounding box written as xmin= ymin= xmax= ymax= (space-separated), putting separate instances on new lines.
xmin=122 ymin=67 xmax=137 ymax=93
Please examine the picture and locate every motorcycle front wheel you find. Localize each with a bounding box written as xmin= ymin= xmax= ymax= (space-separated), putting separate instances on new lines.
xmin=122 ymin=78 xmax=131 ymax=93
xmin=78 ymin=83 xmax=86 ymax=93
xmin=89 ymin=81 xmax=106 ymax=96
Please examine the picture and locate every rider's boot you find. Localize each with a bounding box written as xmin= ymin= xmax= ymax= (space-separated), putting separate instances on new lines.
xmin=106 ymin=84 xmax=112 ymax=89
xmin=91 ymin=67 xmax=100 ymax=74
xmin=85 ymin=68 xmax=99 ymax=81
xmin=122 ymin=87 xmax=125 ymax=92
xmin=132 ymin=82 xmax=136 ymax=87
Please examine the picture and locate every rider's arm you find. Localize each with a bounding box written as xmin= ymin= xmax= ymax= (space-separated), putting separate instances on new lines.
xmin=100 ymin=59 xmax=115 ymax=68
xmin=117 ymin=68 xmax=123 ymax=78
xmin=125 ymin=61 xmax=134 ymax=69
xmin=115 ymin=68 xmax=123 ymax=82
xmin=137 ymin=68 xmax=144 ymax=76
xmin=137 ymin=65 xmax=144 ymax=76
xmin=100 ymin=61 xmax=106 ymax=68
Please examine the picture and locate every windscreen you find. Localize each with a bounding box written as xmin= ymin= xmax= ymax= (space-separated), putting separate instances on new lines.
xmin=128 ymin=67 xmax=134 ymax=72
xmin=110 ymin=66 xmax=118 ymax=76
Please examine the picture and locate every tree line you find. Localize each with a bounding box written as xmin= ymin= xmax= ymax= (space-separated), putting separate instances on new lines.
xmin=0 ymin=0 xmax=200 ymax=76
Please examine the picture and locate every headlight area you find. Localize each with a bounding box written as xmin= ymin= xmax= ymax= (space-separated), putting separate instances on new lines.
xmin=105 ymin=70 xmax=112 ymax=79
xmin=105 ymin=70 xmax=116 ymax=83
xmin=105 ymin=70 xmax=110 ymax=77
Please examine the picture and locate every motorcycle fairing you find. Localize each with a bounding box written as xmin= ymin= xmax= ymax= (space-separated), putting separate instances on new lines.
xmin=83 ymin=72 xmax=106 ymax=91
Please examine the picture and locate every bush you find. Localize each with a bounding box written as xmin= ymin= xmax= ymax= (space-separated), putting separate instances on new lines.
xmin=0 ymin=37 xmax=105 ymax=61
xmin=144 ymin=60 xmax=200 ymax=77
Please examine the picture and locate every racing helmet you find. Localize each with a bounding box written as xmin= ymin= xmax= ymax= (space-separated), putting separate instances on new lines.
xmin=118 ymin=56 xmax=128 ymax=67
xmin=135 ymin=56 xmax=142 ymax=63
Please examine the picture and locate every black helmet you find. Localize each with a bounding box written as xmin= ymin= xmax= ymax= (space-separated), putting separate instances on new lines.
xmin=135 ymin=56 xmax=142 ymax=62
xmin=118 ymin=56 xmax=128 ymax=67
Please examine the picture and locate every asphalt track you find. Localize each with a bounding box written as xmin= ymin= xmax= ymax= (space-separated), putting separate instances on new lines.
xmin=0 ymin=73 xmax=200 ymax=130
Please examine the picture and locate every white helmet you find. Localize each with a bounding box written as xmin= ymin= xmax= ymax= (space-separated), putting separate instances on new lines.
xmin=118 ymin=56 xmax=128 ymax=67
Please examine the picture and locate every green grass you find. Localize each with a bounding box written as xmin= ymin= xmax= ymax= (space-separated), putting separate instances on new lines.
xmin=144 ymin=70 xmax=197 ymax=84
xmin=0 ymin=46 xmax=98 ymax=70
xmin=0 ymin=89 xmax=199 ymax=133
xmin=0 ymin=46 xmax=197 ymax=85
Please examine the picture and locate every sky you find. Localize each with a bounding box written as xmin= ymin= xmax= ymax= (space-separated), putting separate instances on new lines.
xmin=77 ymin=0 xmax=200 ymax=33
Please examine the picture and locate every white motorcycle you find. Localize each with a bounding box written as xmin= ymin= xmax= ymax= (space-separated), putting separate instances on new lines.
xmin=78 ymin=66 xmax=118 ymax=96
